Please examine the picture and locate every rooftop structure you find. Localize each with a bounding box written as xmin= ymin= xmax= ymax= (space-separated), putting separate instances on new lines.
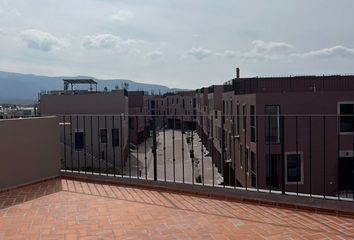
xmin=63 ymin=79 xmax=98 ymax=91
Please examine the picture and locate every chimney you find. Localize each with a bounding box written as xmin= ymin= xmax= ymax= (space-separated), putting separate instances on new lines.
xmin=236 ymin=68 xmax=240 ymax=79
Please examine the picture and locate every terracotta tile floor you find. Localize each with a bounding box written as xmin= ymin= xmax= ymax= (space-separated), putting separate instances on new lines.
xmin=0 ymin=178 xmax=353 ymax=240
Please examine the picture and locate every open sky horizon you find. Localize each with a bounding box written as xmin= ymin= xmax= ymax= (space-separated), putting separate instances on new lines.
xmin=1 ymin=0 xmax=354 ymax=89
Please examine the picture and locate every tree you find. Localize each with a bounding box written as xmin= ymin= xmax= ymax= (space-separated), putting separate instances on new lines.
xmin=114 ymin=85 xmax=120 ymax=90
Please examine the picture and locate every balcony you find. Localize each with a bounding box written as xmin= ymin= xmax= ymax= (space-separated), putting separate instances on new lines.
xmin=0 ymin=116 xmax=353 ymax=239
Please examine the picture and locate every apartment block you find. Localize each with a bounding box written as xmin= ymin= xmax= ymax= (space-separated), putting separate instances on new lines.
xmin=197 ymin=73 xmax=354 ymax=197
xmin=38 ymin=79 xmax=129 ymax=173
xmin=164 ymin=91 xmax=196 ymax=130
xmin=128 ymin=91 xmax=150 ymax=145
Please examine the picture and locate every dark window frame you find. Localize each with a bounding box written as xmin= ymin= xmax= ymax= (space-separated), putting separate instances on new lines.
xmin=112 ymin=128 xmax=119 ymax=147
xmin=265 ymin=105 xmax=280 ymax=144
xmin=74 ymin=130 xmax=85 ymax=150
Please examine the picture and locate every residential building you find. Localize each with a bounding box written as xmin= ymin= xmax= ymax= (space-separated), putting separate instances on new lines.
xmin=38 ymin=79 xmax=129 ymax=173
xmin=128 ymin=91 xmax=150 ymax=145
xmin=197 ymin=72 xmax=354 ymax=197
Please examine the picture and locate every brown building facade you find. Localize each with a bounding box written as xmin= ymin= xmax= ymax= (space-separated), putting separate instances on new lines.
xmin=197 ymin=74 xmax=354 ymax=197
xmin=39 ymin=88 xmax=129 ymax=174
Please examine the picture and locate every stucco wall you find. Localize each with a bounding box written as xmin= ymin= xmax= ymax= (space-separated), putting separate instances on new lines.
xmin=0 ymin=117 xmax=60 ymax=190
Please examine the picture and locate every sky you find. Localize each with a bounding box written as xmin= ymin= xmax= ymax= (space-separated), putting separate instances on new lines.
xmin=1 ymin=0 xmax=354 ymax=89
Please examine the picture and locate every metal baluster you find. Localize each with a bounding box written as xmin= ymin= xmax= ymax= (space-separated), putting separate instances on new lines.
xmin=120 ymin=115 xmax=124 ymax=177
xmin=211 ymin=125 xmax=215 ymax=187
xmin=97 ymin=116 xmax=101 ymax=175
xmin=90 ymin=116 xmax=93 ymax=174
xmin=281 ymin=115 xmax=285 ymax=195
xmin=144 ymin=116 xmax=147 ymax=180
xmin=173 ymin=116 xmax=176 ymax=182
xmin=70 ymin=115 xmax=73 ymax=172
xmin=105 ymin=115 xmax=108 ymax=175
xmin=63 ymin=116 xmax=67 ymax=171
xmin=76 ymin=115 xmax=80 ymax=173
xmin=128 ymin=115 xmax=131 ymax=178
xmin=83 ymin=116 xmax=86 ymax=173
xmin=201 ymin=116 xmax=204 ymax=186
xmin=192 ymin=122 xmax=195 ymax=185
xmin=181 ymin=116 xmax=185 ymax=183
xmin=267 ymin=115 xmax=271 ymax=193
xmin=352 ymin=116 xmax=354 ymax=201
xmin=296 ymin=116 xmax=299 ymax=195
xmin=337 ymin=115 xmax=340 ymax=200
xmin=152 ymin=114 xmax=157 ymax=181
xmin=163 ymin=115 xmax=166 ymax=181
xmin=234 ymin=115 xmax=237 ymax=189
xmin=244 ymin=114 xmax=247 ymax=191
xmin=323 ymin=115 xmax=326 ymax=198
xmin=136 ymin=115 xmax=139 ymax=179
xmin=229 ymin=130 xmax=231 ymax=187
xmin=112 ymin=115 xmax=116 ymax=177
xmin=309 ymin=116 xmax=312 ymax=196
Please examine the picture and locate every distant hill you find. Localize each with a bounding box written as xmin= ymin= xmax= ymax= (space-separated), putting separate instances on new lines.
xmin=0 ymin=71 xmax=188 ymax=104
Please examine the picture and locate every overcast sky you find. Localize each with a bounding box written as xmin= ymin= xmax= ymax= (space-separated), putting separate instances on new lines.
xmin=1 ymin=0 xmax=354 ymax=89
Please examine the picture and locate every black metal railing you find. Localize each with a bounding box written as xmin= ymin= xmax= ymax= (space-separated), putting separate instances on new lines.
xmin=59 ymin=114 xmax=354 ymax=202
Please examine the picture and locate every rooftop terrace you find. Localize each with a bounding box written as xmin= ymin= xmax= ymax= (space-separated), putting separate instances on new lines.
xmin=1 ymin=177 xmax=353 ymax=240
xmin=1 ymin=115 xmax=354 ymax=239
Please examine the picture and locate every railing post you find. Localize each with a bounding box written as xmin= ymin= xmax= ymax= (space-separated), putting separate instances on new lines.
xmin=152 ymin=114 xmax=158 ymax=181
xmin=281 ymin=115 xmax=285 ymax=194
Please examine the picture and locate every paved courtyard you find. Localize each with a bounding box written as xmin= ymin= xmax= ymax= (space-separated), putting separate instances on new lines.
xmin=0 ymin=178 xmax=353 ymax=239
xmin=129 ymin=129 xmax=222 ymax=185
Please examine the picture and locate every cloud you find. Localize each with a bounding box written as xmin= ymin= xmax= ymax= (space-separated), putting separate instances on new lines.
xmin=251 ymin=40 xmax=293 ymax=54
xmin=186 ymin=47 xmax=212 ymax=60
xmin=83 ymin=34 xmax=123 ymax=49
xmin=145 ymin=51 xmax=163 ymax=60
xmin=82 ymin=34 xmax=146 ymax=53
xmin=214 ymin=40 xmax=293 ymax=61
xmin=108 ymin=10 xmax=134 ymax=23
xmin=239 ymin=40 xmax=293 ymax=60
xmin=293 ymin=45 xmax=354 ymax=59
xmin=216 ymin=50 xmax=237 ymax=59
xmin=20 ymin=29 xmax=67 ymax=52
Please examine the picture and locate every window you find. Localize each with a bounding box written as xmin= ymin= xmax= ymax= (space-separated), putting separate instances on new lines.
xmin=286 ymin=153 xmax=303 ymax=183
xmin=183 ymin=99 xmax=185 ymax=108
xmin=339 ymin=103 xmax=354 ymax=133
xmin=151 ymin=100 xmax=155 ymax=109
xmin=112 ymin=128 xmax=119 ymax=147
xmin=193 ymin=98 xmax=196 ymax=108
xmin=250 ymin=105 xmax=256 ymax=142
xmin=75 ymin=130 xmax=84 ymax=150
xmin=265 ymin=105 xmax=280 ymax=144
xmin=100 ymin=129 xmax=108 ymax=144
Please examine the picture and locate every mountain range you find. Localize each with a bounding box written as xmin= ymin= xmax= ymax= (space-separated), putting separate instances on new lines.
xmin=0 ymin=71 xmax=187 ymax=104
